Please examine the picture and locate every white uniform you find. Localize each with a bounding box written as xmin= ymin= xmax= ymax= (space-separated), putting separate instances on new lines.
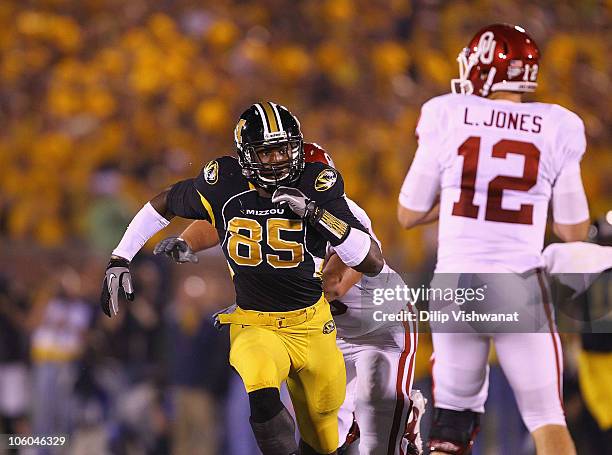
xmin=399 ymin=94 xmax=589 ymax=432
xmin=334 ymin=197 xmax=417 ymax=455
xmin=543 ymin=241 xmax=612 ymax=291
xmin=401 ymin=93 xmax=588 ymax=273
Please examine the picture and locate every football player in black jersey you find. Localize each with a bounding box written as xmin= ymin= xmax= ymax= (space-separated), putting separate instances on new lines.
xmin=100 ymin=102 xmax=384 ymax=455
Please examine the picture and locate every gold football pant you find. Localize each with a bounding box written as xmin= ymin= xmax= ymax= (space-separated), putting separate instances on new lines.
xmin=578 ymin=350 xmax=612 ymax=430
xmin=221 ymin=295 xmax=346 ymax=454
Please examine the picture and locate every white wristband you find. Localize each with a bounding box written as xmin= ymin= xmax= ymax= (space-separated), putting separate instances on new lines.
xmin=334 ymin=228 xmax=372 ymax=267
xmin=112 ymin=202 xmax=170 ymax=261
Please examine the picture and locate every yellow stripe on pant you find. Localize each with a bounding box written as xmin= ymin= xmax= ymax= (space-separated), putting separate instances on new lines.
xmin=223 ymin=295 xmax=346 ymax=454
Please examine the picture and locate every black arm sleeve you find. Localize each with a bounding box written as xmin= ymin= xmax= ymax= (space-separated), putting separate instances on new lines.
xmin=319 ymin=196 xmax=368 ymax=233
xmin=166 ymin=179 xmax=212 ymax=221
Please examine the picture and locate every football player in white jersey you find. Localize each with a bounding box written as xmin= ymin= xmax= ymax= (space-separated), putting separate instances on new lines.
xmin=397 ymin=24 xmax=590 ymax=455
xmin=305 ymin=145 xmax=424 ymax=455
xmin=156 ymin=143 xmax=425 ymax=455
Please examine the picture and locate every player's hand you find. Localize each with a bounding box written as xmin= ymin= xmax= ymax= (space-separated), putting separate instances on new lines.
xmin=153 ymin=237 xmax=199 ymax=264
xmin=271 ymin=187 xmax=316 ymax=219
xmin=100 ymin=256 xmax=134 ymax=317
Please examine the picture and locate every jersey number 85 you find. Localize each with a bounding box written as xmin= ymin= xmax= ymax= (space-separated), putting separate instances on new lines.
xmin=226 ymin=217 xmax=304 ymax=268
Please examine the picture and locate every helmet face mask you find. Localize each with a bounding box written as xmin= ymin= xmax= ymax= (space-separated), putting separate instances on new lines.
xmin=451 ymin=24 xmax=540 ymax=98
xmin=235 ymin=102 xmax=304 ymax=191
xmin=244 ymin=139 xmax=303 ymax=184
xmin=451 ymin=47 xmax=476 ymax=95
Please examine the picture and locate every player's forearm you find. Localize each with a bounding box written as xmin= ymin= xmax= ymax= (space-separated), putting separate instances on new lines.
xmin=553 ymin=220 xmax=590 ymax=242
xmin=397 ymin=202 xmax=439 ymax=229
xmin=271 ymin=186 xmax=383 ymax=274
xmin=322 ymin=254 xmax=363 ymax=300
xmin=180 ymin=220 xmax=220 ymax=252
xmin=315 ymin=215 xmax=383 ymax=275
xmin=310 ymin=205 xmax=383 ymax=276
xmin=112 ymin=192 xmax=172 ymax=261
xmin=352 ymin=237 xmax=384 ymax=276
xmin=323 ymin=276 xmax=347 ymax=301
xmin=420 ymin=203 xmax=440 ymax=225
xmin=315 ymin=214 xmax=383 ymax=275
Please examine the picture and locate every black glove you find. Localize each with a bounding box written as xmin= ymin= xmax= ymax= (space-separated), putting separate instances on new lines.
xmin=153 ymin=237 xmax=199 ymax=264
xmin=100 ymin=256 xmax=134 ymax=317
xmin=271 ymin=187 xmax=318 ymax=220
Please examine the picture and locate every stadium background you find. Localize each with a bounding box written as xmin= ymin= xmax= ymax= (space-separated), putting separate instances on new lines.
xmin=0 ymin=0 xmax=610 ymax=453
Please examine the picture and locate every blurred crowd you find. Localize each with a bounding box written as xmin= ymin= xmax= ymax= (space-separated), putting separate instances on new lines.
xmin=0 ymin=0 xmax=610 ymax=266
xmin=0 ymin=0 xmax=610 ymax=454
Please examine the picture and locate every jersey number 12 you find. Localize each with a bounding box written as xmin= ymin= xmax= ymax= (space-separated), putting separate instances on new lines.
xmin=452 ymin=136 xmax=540 ymax=225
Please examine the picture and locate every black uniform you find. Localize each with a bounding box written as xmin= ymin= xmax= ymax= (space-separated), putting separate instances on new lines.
xmin=167 ymin=156 xmax=367 ymax=312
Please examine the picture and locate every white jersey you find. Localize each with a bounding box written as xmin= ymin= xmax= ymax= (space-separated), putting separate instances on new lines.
xmin=400 ymin=93 xmax=588 ymax=273
xmin=542 ymin=242 xmax=612 ymax=294
xmin=332 ymin=197 xmax=407 ymax=338
xmin=333 ymin=201 xmax=417 ymax=454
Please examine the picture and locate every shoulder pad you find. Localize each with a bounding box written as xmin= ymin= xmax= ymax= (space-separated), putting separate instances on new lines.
xmin=200 ymin=156 xmax=242 ymax=185
xmin=313 ymin=167 xmax=339 ymax=192
xmin=550 ymin=104 xmax=584 ymax=131
xmin=417 ymin=94 xmax=454 ymax=137
xmin=298 ymin=162 xmax=344 ymax=202
xmin=194 ymin=155 xmax=250 ymax=210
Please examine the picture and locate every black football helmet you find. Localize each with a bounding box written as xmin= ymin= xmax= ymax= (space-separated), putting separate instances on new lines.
xmin=234 ymin=102 xmax=304 ymax=191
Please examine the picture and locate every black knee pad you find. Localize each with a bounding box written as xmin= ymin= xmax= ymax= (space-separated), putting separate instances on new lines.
xmin=250 ymin=407 xmax=298 ymax=455
xmin=249 ymin=387 xmax=284 ymax=423
xmin=428 ymin=408 xmax=481 ymax=455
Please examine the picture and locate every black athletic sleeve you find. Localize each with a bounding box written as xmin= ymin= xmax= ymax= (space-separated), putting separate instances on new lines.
xmin=319 ymin=195 xmax=368 ymax=233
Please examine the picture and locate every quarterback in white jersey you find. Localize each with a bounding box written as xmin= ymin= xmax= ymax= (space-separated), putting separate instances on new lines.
xmin=403 ymin=92 xmax=587 ymax=274
xmin=398 ymin=24 xmax=589 ymax=455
